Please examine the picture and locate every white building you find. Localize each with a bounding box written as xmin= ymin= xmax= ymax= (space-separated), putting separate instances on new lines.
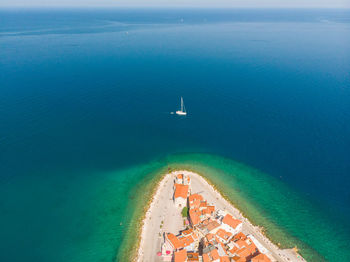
xmin=220 ymin=213 xmax=242 ymax=235
xmin=173 ymin=183 xmax=189 ymax=208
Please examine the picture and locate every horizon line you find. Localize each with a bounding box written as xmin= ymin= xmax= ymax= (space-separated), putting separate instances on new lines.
xmin=1 ymin=6 xmax=350 ymax=9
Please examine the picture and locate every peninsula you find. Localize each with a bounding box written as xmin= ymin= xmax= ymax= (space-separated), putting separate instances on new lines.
xmin=136 ymin=170 xmax=306 ymax=262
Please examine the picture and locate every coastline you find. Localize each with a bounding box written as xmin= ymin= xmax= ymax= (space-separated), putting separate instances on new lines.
xmin=120 ymin=169 xmax=167 ymax=262
xmin=135 ymin=173 xmax=172 ymax=261
xmin=135 ymin=169 xmax=306 ymax=262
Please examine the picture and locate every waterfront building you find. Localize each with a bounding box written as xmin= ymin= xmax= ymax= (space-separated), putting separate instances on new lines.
xmin=174 ymin=183 xmax=189 ymax=208
xmin=221 ymin=214 xmax=243 ymax=235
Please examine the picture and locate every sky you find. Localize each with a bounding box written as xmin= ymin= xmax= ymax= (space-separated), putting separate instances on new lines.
xmin=0 ymin=0 xmax=349 ymax=8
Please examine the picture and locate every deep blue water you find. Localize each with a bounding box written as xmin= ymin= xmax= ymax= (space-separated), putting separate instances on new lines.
xmin=0 ymin=8 xmax=349 ymax=261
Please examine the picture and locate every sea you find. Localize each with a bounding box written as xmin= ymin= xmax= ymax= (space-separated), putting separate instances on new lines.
xmin=0 ymin=8 xmax=349 ymax=262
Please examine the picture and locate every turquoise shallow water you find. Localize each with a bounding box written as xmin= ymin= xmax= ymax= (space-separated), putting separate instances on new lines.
xmin=0 ymin=8 xmax=350 ymax=262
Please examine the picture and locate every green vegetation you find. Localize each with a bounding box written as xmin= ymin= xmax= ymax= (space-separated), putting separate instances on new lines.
xmin=181 ymin=206 xmax=188 ymax=218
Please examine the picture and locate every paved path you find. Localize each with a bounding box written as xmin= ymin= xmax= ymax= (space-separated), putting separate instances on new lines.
xmin=137 ymin=174 xmax=184 ymax=262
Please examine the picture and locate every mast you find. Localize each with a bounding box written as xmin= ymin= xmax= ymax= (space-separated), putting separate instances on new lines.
xmin=176 ymin=96 xmax=186 ymax=115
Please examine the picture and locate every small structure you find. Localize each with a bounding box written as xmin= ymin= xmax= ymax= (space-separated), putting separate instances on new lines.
xmin=251 ymin=253 xmax=272 ymax=262
xmin=172 ymin=250 xmax=199 ymax=262
xmin=187 ymin=252 xmax=199 ymax=261
xmin=176 ymin=174 xmax=184 ymax=184
xmin=184 ymin=176 xmax=191 ymax=186
xmin=204 ymin=234 xmax=218 ymax=247
xmin=189 ymin=208 xmax=201 ymax=226
xmin=202 ymin=248 xmax=220 ymax=262
xmin=188 ymin=194 xmax=203 ymax=209
xmin=197 ymin=219 xmax=221 ymax=236
xmin=215 ymin=229 xmax=233 ymax=244
xmin=163 ymin=229 xmax=200 ymax=257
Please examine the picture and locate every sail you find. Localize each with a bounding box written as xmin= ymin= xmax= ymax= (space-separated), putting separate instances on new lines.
xmin=176 ymin=97 xmax=187 ymax=115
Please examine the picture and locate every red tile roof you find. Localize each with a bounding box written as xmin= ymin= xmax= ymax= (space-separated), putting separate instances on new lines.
xmin=233 ymin=232 xmax=247 ymax=241
xmin=210 ymin=249 xmax=220 ymax=260
xmin=167 ymin=233 xmax=182 ymax=249
xmin=187 ymin=252 xmax=199 ymax=261
xmin=207 ymin=219 xmax=221 ymax=232
xmin=181 ymin=228 xmax=194 ymax=236
xmin=222 ymin=214 xmax=242 ymax=229
xmin=180 ymin=235 xmax=195 ymax=247
xmin=174 ymin=249 xmax=187 ymax=262
xmin=236 ymin=242 xmax=258 ymax=260
xmin=174 ymin=184 xmax=189 ymax=199
xmin=227 ymin=246 xmax=239 ymax=255
xmin=220 ymin=256 xmax=230 ymax=262
xmin=251 ymin=253 xmax=271 ymax=262
xmin=203 ymin=248 xmax=220 ymax=261
xmin=203 ymin=253 xmax=210 ymax=262
xmin=206 ymin=233 xmax=215 ymax=241
xmin=199 ymin=201 xmax=207 ymax=208
xmin=189 ymin=208 xmax=201 ymax=226
xmin=206 ymin=206 xmax=215 ymax=213
xmin=216 ymin=229 xmax=233 ymax=242
xmin=235 ymin=239 xmax=248 ymax=249
xmin=167 ymin=232 xmax=196 ymax=250
xmin=188 ymin=194 xmax=204 ymax=209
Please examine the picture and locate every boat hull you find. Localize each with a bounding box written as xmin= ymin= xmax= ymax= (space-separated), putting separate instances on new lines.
xmin=176 ymin=110 xmax=187 ymax=116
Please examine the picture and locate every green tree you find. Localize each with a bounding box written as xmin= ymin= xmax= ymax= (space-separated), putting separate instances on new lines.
xmin=181 ymin=206 xmax=188 ymax=218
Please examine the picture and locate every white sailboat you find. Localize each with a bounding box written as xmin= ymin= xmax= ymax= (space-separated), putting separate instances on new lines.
xmin=176 ymin=97 xmax=187 ymax=116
